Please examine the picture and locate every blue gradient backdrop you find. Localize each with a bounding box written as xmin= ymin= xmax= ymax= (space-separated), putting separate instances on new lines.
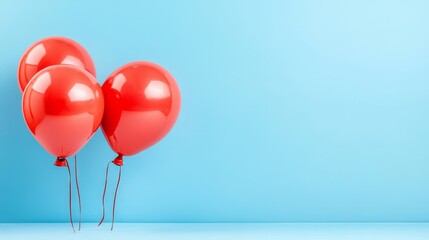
xmin=1 ymin=0 xmax=429 ymax=223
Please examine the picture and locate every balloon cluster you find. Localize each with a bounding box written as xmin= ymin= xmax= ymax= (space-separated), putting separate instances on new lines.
xmin=19 ymin=36 xmax=181 ymax=231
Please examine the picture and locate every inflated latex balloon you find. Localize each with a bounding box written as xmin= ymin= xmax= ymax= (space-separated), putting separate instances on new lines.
xmin=22 ymin=64 xmax=104 ymax=163
xmin=101 ymin=61 xmax=181 ymax=165
xmin=17 ymin=36 xmax=96 ymax=92
xmin=98 ymin=61 xmax=181 ymax=230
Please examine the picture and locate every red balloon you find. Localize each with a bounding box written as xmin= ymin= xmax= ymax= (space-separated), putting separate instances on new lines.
xmin=18 ymin=36 xmax=96 ymax=93
xmin=101 ymin=61 xmax=181 ymax=164
xmin=22 ymin=65 xmax=104 ymax=162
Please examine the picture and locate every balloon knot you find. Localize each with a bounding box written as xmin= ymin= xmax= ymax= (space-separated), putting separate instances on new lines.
xmin=54 ymin=157 xmax=67 ymax=167
xmin=112 ymin=155 xmax=123 ymax=166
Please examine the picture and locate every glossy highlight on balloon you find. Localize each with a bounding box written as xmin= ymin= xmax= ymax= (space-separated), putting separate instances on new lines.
xmin=22 ymin=65 xmax=104 ymax=159
xmin=17 ymin=36 xmax=96 ymax=92
xmin=101 ymin=61 xmax=181 ymax=157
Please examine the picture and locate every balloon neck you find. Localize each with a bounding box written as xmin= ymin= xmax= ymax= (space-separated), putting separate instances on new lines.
xmin=112 ymin=155 xmax=123 ymax=166
xmin=54 ymin=157 xmax=67 ymax=167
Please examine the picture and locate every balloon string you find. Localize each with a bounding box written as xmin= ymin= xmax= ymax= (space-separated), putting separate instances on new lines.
xmin=64 ymin=159 xmax=75 ymax=233
xmin=98 ymin=162 xmax=111 ymax=227
xmin=111 ymin=166 xmax=122 ymax=231
xmin=74 ymin=155 xmax=82 ymax=231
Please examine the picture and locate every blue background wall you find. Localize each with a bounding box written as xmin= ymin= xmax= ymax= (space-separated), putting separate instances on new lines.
xmin=1 ymin=0 xmax=429 ymax=223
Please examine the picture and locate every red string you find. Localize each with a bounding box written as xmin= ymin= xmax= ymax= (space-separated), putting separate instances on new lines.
xmin=98 ymin=162 xmax=111 ymax=227
xmin=111 ymin=166 xmax=122 ymax=231
xmin=64 ymin=159 xmax=75 ymax=233
xmin=74 ymin=155 xmax=82 ymax=231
